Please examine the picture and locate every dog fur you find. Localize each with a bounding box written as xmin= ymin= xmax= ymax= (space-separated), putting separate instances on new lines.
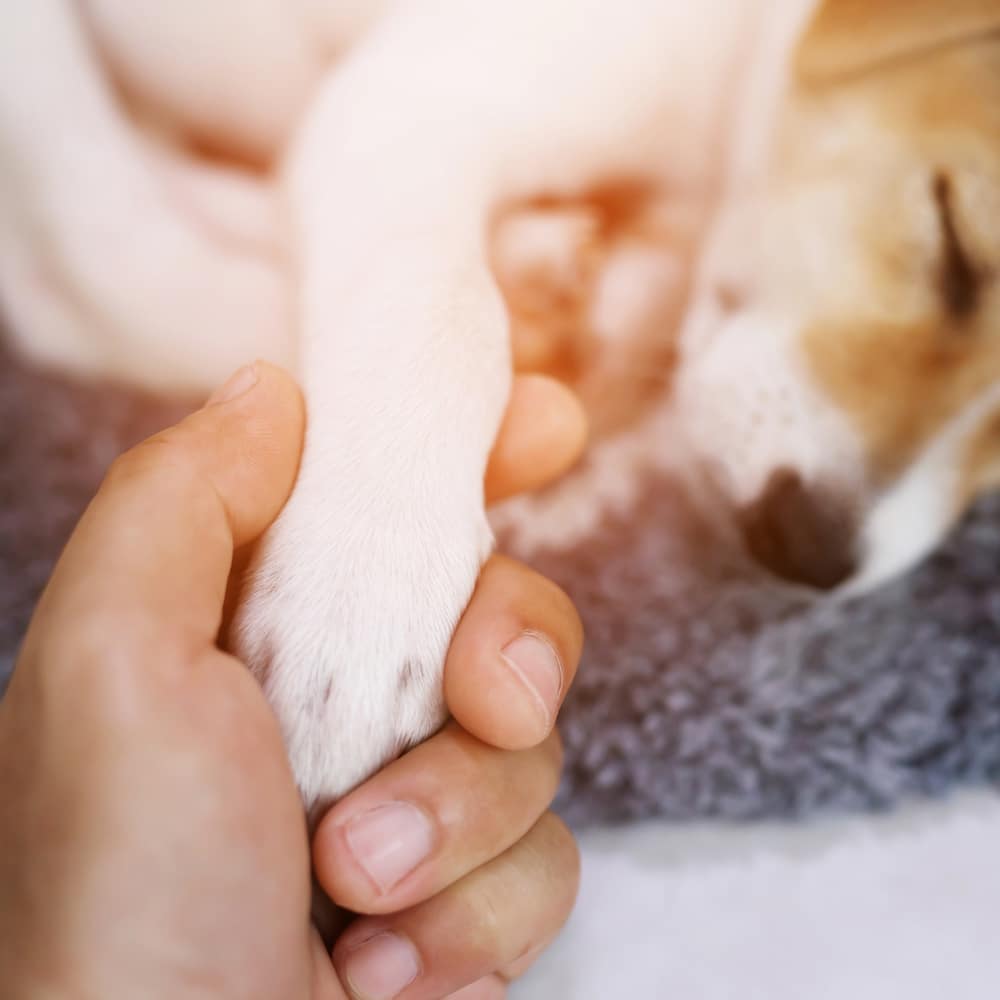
xmin=3 ymin=0 xmax=1000 ymax=814
xmin=678 ymin=0 xmax=1000 ymax=592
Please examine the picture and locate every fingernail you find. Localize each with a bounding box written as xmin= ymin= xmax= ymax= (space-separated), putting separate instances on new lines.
xmin=344 ymin=931 xmax=421 ymax=1000
xmin=500 ymin=632 xmax=563 ymax=731
xmin=345 ymin=802 xmax=436 ymax=894
xmin=206 ymin=363 xmax=259 ymax=406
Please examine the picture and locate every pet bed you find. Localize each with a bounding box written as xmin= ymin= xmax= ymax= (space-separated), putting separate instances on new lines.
xmin=3 ymin=339 xmax=999 ymax=827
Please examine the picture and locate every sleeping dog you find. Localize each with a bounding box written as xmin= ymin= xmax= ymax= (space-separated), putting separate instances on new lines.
xmin=3 ymin=0 xmax=999 ymax=819
xmin=680 ymin=0 xmax=1000 ymax=595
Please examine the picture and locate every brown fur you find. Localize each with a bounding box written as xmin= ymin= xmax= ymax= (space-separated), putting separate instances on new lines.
xmin=796 ymin=0 xmax=1000 ymax=88
xmin=793 ymin=17 xmax=1000 ymax=488
xmin=499 ymin=0 xmax=1000 ymax=514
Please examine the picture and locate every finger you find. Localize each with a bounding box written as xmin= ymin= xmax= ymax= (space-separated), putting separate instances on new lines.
xmin=313 ymin=723 xmax=562 ymax=916
xmin=446 ymin=555 xmax=584 ymax=750
xmin=496 ymin=936 xmax=556 ymax=983
xmin=332 ymin=813 xmax=580 ymax=1000
xmin=484 ymin=374 xmax=587 ymax=503
xmin=23 ymin=362 xmax=304 ymax=664
xmin=510 ymin=317 xmax=572 ymax=374
xmin=310 ymin=927 xmax=351 ymax=1000
xmin=444 ymin=976 xmax=507 ymax=999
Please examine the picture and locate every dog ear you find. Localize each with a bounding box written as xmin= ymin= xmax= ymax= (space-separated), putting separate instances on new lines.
xmin=795 ymin=0 xmax=1000 ymax=87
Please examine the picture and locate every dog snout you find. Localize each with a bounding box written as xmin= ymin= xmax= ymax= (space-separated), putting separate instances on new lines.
xmin=738 ymin=469 xmax=858 ymax=591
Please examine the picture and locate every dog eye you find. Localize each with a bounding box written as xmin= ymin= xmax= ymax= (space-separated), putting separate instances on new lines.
xmin=932 ymin=171 xmax=981 ymax=320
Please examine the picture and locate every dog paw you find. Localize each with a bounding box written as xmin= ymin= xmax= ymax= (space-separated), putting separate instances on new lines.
xmin=231 ymin=474 xmax=493 ymax=820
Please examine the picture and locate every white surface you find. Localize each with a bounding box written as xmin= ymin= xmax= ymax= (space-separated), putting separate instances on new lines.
xmin=516 ymin=791 xmax=1000 ymax=1000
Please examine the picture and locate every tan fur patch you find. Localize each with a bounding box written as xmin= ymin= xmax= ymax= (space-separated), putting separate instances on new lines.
xmin=805 ymin=315 xmax=1000 ymax=483
xmin=797 ymin=41 xmax=1000 ymax=484
xmin=796 ymin=0 xmax=1000 ymax=88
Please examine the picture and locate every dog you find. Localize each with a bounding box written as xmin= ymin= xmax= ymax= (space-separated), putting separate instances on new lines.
xmin=678 ymin=0 xmax=1000 ymax=595
xmin=3 ymin=0 xmax=999 ymax=820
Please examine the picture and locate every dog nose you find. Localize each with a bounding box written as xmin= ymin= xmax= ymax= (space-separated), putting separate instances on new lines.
xmin=738 ymin=469 xmax=858 ymax=590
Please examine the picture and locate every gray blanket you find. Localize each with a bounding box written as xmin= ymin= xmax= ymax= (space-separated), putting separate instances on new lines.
xmin=3 ymin=341 xmax=999 ymax=828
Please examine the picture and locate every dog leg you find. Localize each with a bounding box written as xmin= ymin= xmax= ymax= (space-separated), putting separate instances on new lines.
xmin=0 ymin=0 xmax=291 ymax=392
xmin=79 ymin=0 xmax=395 ymax=163
xmin=231 ymin=61 xmax=511 ymax=817
xmin=233 ymin=0 xmax=755 ymax=812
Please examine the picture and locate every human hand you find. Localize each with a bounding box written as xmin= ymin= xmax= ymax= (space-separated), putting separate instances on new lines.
xmin=0 ymin=362 xmax=585 ymax=999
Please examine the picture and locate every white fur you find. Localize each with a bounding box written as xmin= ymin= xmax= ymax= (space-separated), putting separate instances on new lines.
xmin=246 ymin=0 xmax=765 ymax=809
xmin=0 ymin=0 xmax=293 ymax=391
xmin=846 ymin=380 xmax=1000 ymax=595
xmin=2 ymin=0 xmax=777 ymax=809
xmin=676 ymin=27 xmax=1000 ymax=590
xmin=677 ymin=308 xmax=865 ymax=508
xmin=10 ymin=0 xmax=994 ymax=811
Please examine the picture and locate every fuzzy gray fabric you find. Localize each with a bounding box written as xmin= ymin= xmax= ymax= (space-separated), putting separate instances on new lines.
xmin=3 ymin=340 xmax=999 ymax=828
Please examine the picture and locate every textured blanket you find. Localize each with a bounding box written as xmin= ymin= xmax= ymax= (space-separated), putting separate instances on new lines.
xmin=3 ymin=340 xmax=999 ymax=828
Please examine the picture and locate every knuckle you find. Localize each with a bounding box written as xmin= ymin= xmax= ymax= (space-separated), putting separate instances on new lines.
xmin=522 ymin=570 xmax=583 ymax=658
xmin=442 ymin=725 xmax=493 ymax=786
xmin=539 ymin=729 xmax=565 ymax=783
xmin=455 ymin=889 xmax=509 ymax=967
xmin=107 ymin=431 xmax=204 ymax=500
xmin=428 ymin=814 xmax=581 ymax=971
xmin=47 ymin=621 xmax=163 ymax=724
xmin=424 ymin=885 xmax=504 ymax=972
xmin=548 ymin=581 xmax=584 ymax=651
xmin=104 ymin=432 xmax=229 ymax=541
xmin=534 ymin=813 xmax=581 ymax=897
xmin=426 ymin=731 xmax=562 ymax=851
xmin=38 ymin=608 xmax=206 ymax=731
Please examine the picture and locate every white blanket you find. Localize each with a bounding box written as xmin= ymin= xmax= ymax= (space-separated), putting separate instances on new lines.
xmin=517 ymin=790 xmax=1000 ymax=999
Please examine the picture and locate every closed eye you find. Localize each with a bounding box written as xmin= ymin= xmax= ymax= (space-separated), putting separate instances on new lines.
xmin=932 ymin=171 xmax=981 ymax=321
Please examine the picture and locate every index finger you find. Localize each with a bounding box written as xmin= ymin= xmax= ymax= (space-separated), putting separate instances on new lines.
xmin=23 ymin=363 xmax=304 ymax=663
xmin=484 ymin=375 xmax=587 ymax=504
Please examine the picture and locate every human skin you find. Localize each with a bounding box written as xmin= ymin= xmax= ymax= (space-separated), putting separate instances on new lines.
xmin=0 ymin=362 xmax=586 ymax=1000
